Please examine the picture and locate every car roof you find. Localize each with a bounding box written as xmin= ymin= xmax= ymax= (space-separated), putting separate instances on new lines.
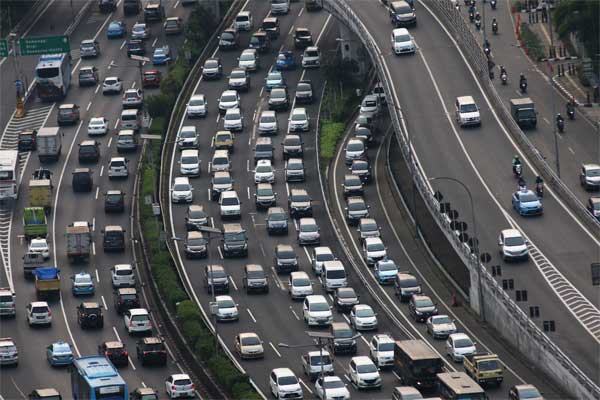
xmin=449 ymin=332 xmax=470 ymax=341
xmin=118 ymin=130 xmax=135 ymax=136
xmin=241 ymin=48 xmax=257 ymax=55
xmin=110 ymin=156 xmax=126 ymax=162
xmin=411 ymin=294 xmax=431 ymax=302
xmin=82 ymin=301 xmax=100 ymax=308
xmin=352 ymin=355 xmax=374 ymax=365
xmin=347 ymin=196 xmax=366 ymax=204
xmin=188 ymin=204 xmax=204 ymax=212
xmin=114 ymin=263 xmax=132 ymax=270
xmin=171 ymin=373 xmax=191 ymax=380
xmin=392 ymin=27 xmax=410 ymax=36
xmin=238 ymin=332 xmax=260 ymax=339
xmin=299 ymin=217 xmax=317 ymax=224
xmin=291 ymin=188 xmax=309 ymax=195
xmin=142 ymin=336 xmax=163 ymax=344
xmin=214 ymin=171 xmax=231 ymax=178
xmin=457 ymin=95 xmax=476 ymax=104
xmin=591 ymin=197 xmax=600 ymax=204
xmin=314 ymin=246 xmax=333 ymax=255
xmin=290 ymin=271 xmax=309 ymax=280
xmin=181 ymin=149 xmax=199 ymax=156
xmin=215 ymin=295 xmax=234 ymax=301
xmin=583 ymin=163 xmax=600 ymax=169
xmin=365 ymin=237 xmax=383 ymax=244
xmin=374 ymin=333 xmax=394 ymax=342
xmin=272 ymin=367 xmax=295 ymax=377
xmin=187 ymin=231 xmax=205 ymax=239
xmin=353 ymin=304 xmax=372 ymax=311
xmin=276 ymin=243 xmax=294 ymax=252
xmin=105 ymin=225 xmax=124 ymax=231
xmin=331 ymin=321 xmax=352 ymax=330
xmin=190 ymin=94 xmax=205 ymax=100
xmin=305 ymin=294 xmax=327 ymax=303
xmin=245 ymin=263 xmax=264 ymax=272
xmin=174 ymin=176 xmax=190 ymax=184
xmin=501 ymin=228 xmax=522 ymax=238
xmin=206 ymin=264 xmax=225 ymax=272
xmin=104 ymin=341 xmax=124 ymax=348
xmin=292 ymin=107 xmax=307 ymax=114
xmin=30 ymin=301 xmax=49 ymax=307
xmin=305 ymin=45 xmax=319 ymax=51
xmin=222 ymin=89 xmax=238 ymax=96
xmin=0 ymin=338 xmax=15 ymax=346
xmin=128 ymin=308 xmax=149 ymax=315
xmin=256 ymin=159 xmax=272 ymax=166
xmin=221 ymin=190 xmax=238 ymax=198
xmin=337 ymin=287 xmax=355 ymax=295
xmin=323 ymin=260 xmax=344 ymax=270
xmin=118 ymin=287 xmax=137 ymax=294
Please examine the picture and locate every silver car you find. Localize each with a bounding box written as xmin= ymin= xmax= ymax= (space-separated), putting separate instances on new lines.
xmin=131 ymin=23 xmax=150 ymax=40
xmin=298 ymin=217 xmax=320 ymax=245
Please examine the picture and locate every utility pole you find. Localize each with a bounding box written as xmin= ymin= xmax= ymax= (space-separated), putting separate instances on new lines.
xmin=547 ymin=2 xmax=561 ymax=177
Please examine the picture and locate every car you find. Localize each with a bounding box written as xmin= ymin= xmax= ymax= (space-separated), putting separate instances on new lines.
xmin=283 ymin=134 xmax=303 ymax=159
xmin=204 ymin=264 xmax=229 ymax=293
xmin=498 ymin=228 xmax=529 ymax=261
xmin=360 ymin=94 xmax=381 ymax=117
xmin=445 ymin=332 xmax=476 ymax=362
xmin=311 ymin=247 xmax=335 ymax=275
xmin=342 ymin=174 xmax=364 ymax=197
xmin=509 ymin=384 xmax=543 ymax=400
xmin=345 ymin=138 xmax=366 ymax=165
xmin=218 ymin=89 xmax=240 ymax=113
xmin=116 ymin=130 xmax=138 ymax=153
xmin=171 ymin=177 xmax=193 ymax=203
xmin=265 ymin=71 xmax=285 ymax=91
xmin=426 ymin=314 xmax=457 ymax=339
xmin=218 ymin=28 xmax=238 ymax=49
xmin=255 ymin=182 xmax=276 ymax=209
xmin=580 ymin=163 xmax=600 ymax=190
xmin=234 ymin=10 xmax=253 ymax=31
xmin=107 ymin=20 xmax=127 ymax=38
xmin=77 ymin=302 xmax=104 ymax=329
xmin=334 ymin=287 xmax=359 ymax=312
xmin=374 ymin=258 xmax=398 ymax=284
xmin=354 ymin=125 xmax=373 ymax=142
xmin=268 ymin=86 xmax=289 ymax=110
xmin=124 ymin=308 xmax=152 ymax=334
xmin=254 ymin=159 xmax=275 ymax=183
xmin=143 ymin=2 xmax=164 ymax=21
xmin=213 ymin=130 xmax=234 ymax=151
xmin=122 ymin=88 xmax=143 ymax=108
xmin=391 ymin=27 xmax=415 ymax=54
xmin=288 ymin=107 xmax=309 ymax=132
xmin=152 ymin=45 xmax=171 ymax=65
xmin=137 ymin=336 xmax=167 ymax=366
xmin=258 ymin=110 xmax=278 ymax=136
xmin=87 ymin=117 xmax=108 ymax=136
xmin=78 ymin=66 xmax=99 ymax=86
xmin=57 ymin=103 xmax=80 ymax=125
xmin=390 ymin=0 xmax=417 ymax=27
xmin=98 ymin=341 xmax=128 ymax=367
xmin=131 ymin=388 xmax=159 ymax=400
xmin=349 ymin=304 xmax=377 ymax=331
xmin=46 ymin=341 xmax=73 ymax=366
xmin=102 ymin=225 xmax=126 ymax=252
xmin=587 ymin=196 xmax=600 ymax=220
xmin=213 ymin=295 xmax=239 ymax=321
xmin=315 ymin=376 xmax=350 ymax=400
xmin=289 ymin=271 xmax=313 ymax=299
xmin=165 ymin=374 xmax=195 ymax=399
xmin=285 ymin=158 xmax=305 ymax=182
xmin=0 ymin=338 xmax=18 ymax=366
xmin=80 ymin=39 xmax=100 ymax=58
xmin=301 ymin=46 xmax=320 ymax=68
xmin=99 ymin=0 xmax=117 ymax=12
xmin=114 ymin=287 xmax=141 ymax=314
xmin=28 ymin=237 xmax=50 ymax=259
xmin=289 ymin=188 xmax=312 ymax=218
xmin=211 ymin=171 xmax=233 ymax=200
xmin=363 ymin=237 xmax=387 ymax=266
xmin=303 ymin=295 xmax=333 ymax=326
xmin=294 ymin=27 xmax=313 ymax=49
xmin=18 ymin=129 xmax=37 ymax=151
xmin=238 ymin=48 xmax=259 ymax=71
xmin=262 ymin=17 xmax=280 ymax=38
xmin=223 ymin=108 xmax=244 ymax=132
xmin=369 ymin=334 xmax=395 ymax=368
xmin=395 ymin=272 xmax=422 ymax=302
xmin=274 ymin=244 xmax=298 ymax=273
xmin=185 ymin=205 xmax=208 ymax=230
xmin=186 ymin=94 xmax=207 ymax=118
xmin=127 ymin=39 xmax=146 ymax=56
xmin=455 ymin=95 xmax=481 ymax=126
xmin=243 ymin=264 xmax=269 ymax=293
xmin=270 ymin=368 xmax=303 ymax=399
xmin=512 ymin=190 xmax=543 ymax=216
xmin=275 ymin=50 xmax=295 ymax=70
xmin=219 ymin=190 xmax=241 ymax=218
xmin=131 ymin=23 xmax=150 ymax=40
xmin=235 ymin=332 xmax=264 ymax=359
xmin=211 ymin=148 xmax=231 ymax=174
xmin=71 ymin=272 xmax=95 ymax=295
xmin=164 ymin=16 xmax=183 ymax=34
xmin=345 ymin=196 xmax=370 ymax=225
xmin=249 ymin=30 xmax=271 ymax=53
xmin=202 ymin=57 xmax=223 ymax=79
xmin=177 ymin=125 xmax=199 ymax=148
xmin=108 ymin=157 xmax=129 ymax=178
xmin=298 ymin=217 xmax=320 ymax=245
xmin=111 ymin=263 xmax=136 ymax=287
xmin=408 ymin=294 xmax=437 ymax=322
xmin=295 ymin=80 xmax=313 ymax=103
xmin=102 ymin=76 xmax=123 ymax=94
xmin=78 ymin=140 xmax=100 ymax=163
xmin=142 ymin=69 xmax=161 ymax=88
xmin=351 ymin=159 xmax=371 ymax=182
xmin=184 ymin=231 xmax=208 ymax=258
xmin=228 ymin=67 xmax=250 ymax=91
xmin=266 ymin=206 xmax=288 ymax=234
xmin=348 ymin=356 xmax=382 ymax=389
xmin=180 ymin=149 xmax=201 ymax=177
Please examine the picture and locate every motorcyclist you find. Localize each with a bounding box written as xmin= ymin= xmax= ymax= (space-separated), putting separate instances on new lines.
xmin=518 ymin=177 xmax=527 ymax=191
xmin=475 ymin=11 xmax=481 ymax=21
xmin=556 ymin=113 xmax=564 ymax=124
xmin=566 ymin=100 xmax=575 ymax=118
xmin=535 ymin=176 xmax=544 ymax=196
xmin=500 ymin=65 xmax=507 ymax=77
xmin=492 ymin=18 xmax=498 ymax=30
xmin=519 ymin=74 xmax=526 ymax=86
xmin=512 ymin=155 xmax=522 ymax=175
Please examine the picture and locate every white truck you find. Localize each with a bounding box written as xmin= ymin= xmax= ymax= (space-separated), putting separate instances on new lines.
xmin=302 ymin=350 xmax=334 ymax=381
xmin=37 ymin=127 xmax=62 ymax=162
xmin=0 ymin=150 xmax=19 ymax=200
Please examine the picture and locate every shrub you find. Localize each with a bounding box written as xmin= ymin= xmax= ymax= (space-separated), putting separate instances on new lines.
xmin=520 ymin=23 xmax=545 ymax=61
xmin=320 ymin=121 xmax=345 ymax=163
xmin=146 ymin=93 xmax=175 ymax=118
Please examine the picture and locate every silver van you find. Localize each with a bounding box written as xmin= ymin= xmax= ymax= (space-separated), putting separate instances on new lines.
xmin=120 ymin=109 xmax=142 ymax=131
xmin=211 ymin=149 xmax=231 ymax=173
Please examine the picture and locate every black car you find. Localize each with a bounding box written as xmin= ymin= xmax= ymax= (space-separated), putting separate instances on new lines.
xmin=201 ymin=57 xmax=223 ymax=80
xmin=98 ymin=341 xmax=129 ymax=367
xmin=342 ymin=174 xmax=364 ymax=197
xmin=18 ymin=129 xmax=37 ymax=151
xmin=136 ymin=337 xmax=167 ymax=366
xmin=78 ymin=140 xmax=100 ymax=163
xmin=104 ymin=190 xmax=125 ymax=213
xmin=114 ymin=287 xmax=140 ymax=314
xmin=78 ymin=66 xmax=99 ymax=87
xmin=334 ymin=287 xmax=360 ymax=312
xmin=588 ymin=197 xmax=600 ymax=220
xmin=266 ymin=206 xmax=288 ymax=235
xmin=72 ymin=168 xmax=93 ymax=192
xmin=103 ymin=225 xmax=126 ymax=252
xmin=127 ymin=39 xmax=146 ymax=57
xmin=143 ymin=2 xmax=164 ymax=22
xmin=77 ymin=302 xmax=104 ymax=329
xmin=408 ymin=294 xmax=438 ymax=322
xmin=204 ymin=264 xmax=229 ymax=293
xmin=294 ymin=27 xmax=313 ymax=49
xmin=274 ymin=244 xmax=299 ymax=273
xmin=99 ymin=0 xmax=116 ymax=12
xmin=282 ymin=134 xmax=303 ymax=160
xmin=218 ymin=28 xmax=238 ymax=50
xmin=295 ymin=80 xmax=313 ymax=104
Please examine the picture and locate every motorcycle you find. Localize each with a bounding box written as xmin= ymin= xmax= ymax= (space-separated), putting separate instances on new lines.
xmin=520 ymin=80 xmax=527 ymax=94
xmin=491 ymin=0 xmax=497 ymax=9
xmin=513 ymin=163 xmax=523 ymax=178
xmin=557 ymin=118 xmax=565 ymax=133
xmin=484 ymin=45 xmax=490 ymax=56
xmin=535 ymin=182 xmax=544 ymax=197
xmin=567 ymin=105 xmax=575 ymax=120
xmin=501 ymin=71 xmax=507 ymax=85
xmin=475 ymin=18 xmax=481 ymax=30
xmin=469 ymin=11 xmax=475 ymax=22
xmin=492 ymin=22 xmax=498 ymax=34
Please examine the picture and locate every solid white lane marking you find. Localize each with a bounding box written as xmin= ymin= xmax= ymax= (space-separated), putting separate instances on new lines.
xmin=269 ymin=342 xmax=282 ymax=357
xmin=101 ymin=295 xmax=108 ymax=310
xmin=246 ymin=308 xmax=257 ymax=323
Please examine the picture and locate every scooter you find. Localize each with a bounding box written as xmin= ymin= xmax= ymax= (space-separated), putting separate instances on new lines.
xmin=520 ymin=80 xmax=527 ymax=94
xmin=500 ymin=71 xmax=508 ymax=85
xmin=492 ymin=22 xmax=498 ymax=34
xmin=469 ymin=11 xmax=475 ymax=22
xmin=557 ymin=118 xmax=565 ymax=133
xmin=475 ymin=18 xmax=481 ymax=30
xmin=567 ymin=105 xmax=575 ymax=120
xmin=513 ymin=163 xmax=523 ymax=178
xmin=491 ymin=0 xmax=497 ymax=9
xmin=535 ymin=182 xmax=544 ymax=197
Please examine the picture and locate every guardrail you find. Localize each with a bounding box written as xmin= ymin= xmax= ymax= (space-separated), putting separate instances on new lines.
xmin=321 ymin=0 xmax=600 ymax=397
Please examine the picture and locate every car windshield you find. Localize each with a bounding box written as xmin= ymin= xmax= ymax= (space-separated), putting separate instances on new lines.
xmin=221 ymin=94 xmax=237 ymax=103
xmin=395 ymin=34 xmax=410 ymax=42
xmin=174 ymin=379 xmax=192 ymax=386
xmin=454 ymin=338 xmax=473 ymax=348
xmin=230 ymin=70 xmax=245 ymax=79
xmin=173 ymin=184 xmax=190 ymax=191
xmin=305 ymin=50 xmax=318 ymax=57
xmin=587 ymin=168 xmax=600 ymax=177
xmin=257 ymin=187 xmax=273 ymax=196
xmin=356 ymin=307 xmax=374 ymax=317
xmin=179 ymin=130 xmax=195 ymax=138
xmin=323 ymin=379 xmax=344 ymax=389
xmin=327 ymin=270 xmax=345 ymax=279
xmin=261 ymin=115 xmax=276 ymax=123
xmin=256 ymin=165 xmax=272 ymax=173
xmin=352 ymin=162 xmax=368 ymax=172
xmin=189 ymin=209 xmax=206 ymax=218
xmin=267 ymin=73 xmax=281 ymax=81
xmin=154 ymin=48 xmax=166 ymax=56
xmin=378 ymin=342 xmax=394 ymax=351
xmin=74 ymin=275 xmax=91 ymax=283
xmin=356 ymin=363 xmax=377 ymax=373
xmin=400 ymin=277 xmax=418 ymax=287
xmin=81 ymin=42 xmax=94 ymax=49
xmin=311 ymin=354 xmax=332 ymax=364
xmin=271 ymin=90 xmax=285 ymax=99
xmin=240 ymin=53 xmax=254 ymax=61
xmin=30 ymin=242 xmax=46 ymax=249
xmin=346 ymin=177 xmax=362 ymax=186
xmin=288 ymin=162 xmax=302 ymax=170
xmin=291 ymin=113 xmax=306 ymax=121
xmin=205 ymin=59 xmax=219 ymax=68
xmin=348 ymin=201 xmax=366 ymax=211
xmin=269 ymin=212 xmax=285 ymax=221
xmin=505 ymin=236 xmax=525 ymax=246
xmin=222 ymin=32 xmax=234 ymax=40
xmin=378 ymin=261 xmax=397 ymax=271
xmin=278 ymin=250 xmax=295 ymax=259
xmin=292 ymin=194 xmax=310 ymax=202
xmin=593 ymin=202 xmax=600 ymax=211
xmin=338 ymin=290 xmax=355 ymax=298
xmin=367 ymin=242 xmax=385 ymax=251
xmin=293 ymin=278 xmax=310 ymax=286
xmin=479 ymin=360 xmax=500 ymax=371
xmin=300 ymin=223 xmax=317 ymax=232
xmin=310 ymin=302 xmax=329 ymax=311
xmin=433 ymin=316 xmax=452 ymax=324
xmin=519 ymin=192 xmax=538 ymax=202
xmin=225 ymin=112 xmax=241 ymax=120
xmin=285 ymin=137 xmax=300 ymax=146
xmin=415 ymin=298 xmax=434 ymax=308
xmin=225 ymin=232 xmax=245 ymax=241
xmin=166 ymin=20 xmax=178 ymax=27
xmin=263 ymin=21 xmax=276 ymax=29
xmin=221 ymin=197 xmax=239 ymax=206
xmin=189 ymin=98 xmax=204 ymax=106
xmin=397 ymin=4 xmax=412 ymax=13
xmin=181 ymin=156 xmax=198 ymax=164
xmin=460 ymin=104 xmax=478 ymax=113
xmin=213 ymin=176 xmax=231 ymax=185
xmin=236 ymin=15 xmax=249 ymax=22
xmin=347 ymin=142 xmax=364 ymax=151
xmin=361 ymin=222 xmax=377 ymax=231
xmin=278 ymin=376 xmax=298 ymax=386
xmin=218 ymin=299 xmax=235 ymax=308
xmin=317 ymin=253 xmax=334 ymax=261
xmin=518 ymin=388 xmax=542 ymax=399
xmin=188 ymin=237 xmax=207 ymax=246
xmin=336 ymin=328 xmax=353 ymax=338
xmin=241 ymin=336 xmax=261 ymax=346
xmin=216 ymin=134 xmax=230 ymax=141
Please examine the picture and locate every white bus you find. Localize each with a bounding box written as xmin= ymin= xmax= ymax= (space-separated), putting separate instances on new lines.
xmin=35 ymin=53 xmax=72 ymax=101
xmin=0 ymin=150 xmax=19 ymax=201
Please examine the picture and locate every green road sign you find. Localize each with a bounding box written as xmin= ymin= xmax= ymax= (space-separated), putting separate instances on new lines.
xmin=0 ymin=40 xmax=8 ymax=57
xmin=19 ymin=35 xmax=70 ymax=56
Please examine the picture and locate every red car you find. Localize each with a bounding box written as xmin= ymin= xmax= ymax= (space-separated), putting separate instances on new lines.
xmin=142 ymin=70 xmax=161 ymax=88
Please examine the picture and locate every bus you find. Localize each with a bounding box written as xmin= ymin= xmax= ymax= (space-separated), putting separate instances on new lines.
xmin=437 ymin=372 xmax=486 ymax=400
xmin=394 ymin=340 xmax=443 ymax=391
xmin=0 ymin=150 xmax=19 ymax=201
xmin=70 ymin=356 xmax=128 ymax=400
xmin=35 ymin=53 xmax=71 ymax=101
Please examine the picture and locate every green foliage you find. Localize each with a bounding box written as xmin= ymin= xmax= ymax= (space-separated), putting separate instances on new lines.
xmin=520 ymin=23 xmax=545 ymax=61
xmin=185 ymin=3 xmax=219 ymax=59
xmin=146 ymin=93 xmax=175 ymax=119
xmin=320 ymin=121 xmax=345 ymax=163
xmin=554 ymin=0 xmax=599 ymax=72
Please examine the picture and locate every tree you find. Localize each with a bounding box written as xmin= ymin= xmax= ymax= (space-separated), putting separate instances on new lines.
xmin=554 ymin=0 xmax=599 ymax=71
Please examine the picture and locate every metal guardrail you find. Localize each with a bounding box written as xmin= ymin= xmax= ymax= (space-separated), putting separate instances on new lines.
xmin=321 ymin=0 xmax=600 ymax=397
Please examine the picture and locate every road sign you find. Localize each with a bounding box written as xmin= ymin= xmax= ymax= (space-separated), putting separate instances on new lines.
xmin=19 ymin=35 xmax=70 ymax=56
xmin=130 ymin=55 xmax=150 ymax=62
xmin=0 ymin=39 xmax=8 ymax=57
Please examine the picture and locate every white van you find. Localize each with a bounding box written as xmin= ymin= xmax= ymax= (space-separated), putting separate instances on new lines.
xmin=270 ymin=0 xmax=290 ymax=14
xmin=211 ymin=149 xmax=231 ymax=173
xmin=120 ymin=109 xmax=142 ymax=131
xmin=321 ymin=260 xmax=347 ymax=292
xmin=455 ymin=95 xmax=481 ymax=126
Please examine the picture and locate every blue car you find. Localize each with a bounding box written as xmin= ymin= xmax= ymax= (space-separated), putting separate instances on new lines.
xmin=374 ymin=258 xmax=398 ymax=284
xmin=47 ymin=341 xmax=74 ymax=366
xmin=265 ymin=71 xmax=285 ymax=92
xmin=512 ymin=190 xmax=543 ymax=216
xmin=71 ymin=272 xmax=95 ymax=295
xmin=276 ymin=51 xmax=295 ymax=70
xmin=107 ymin=21 xmax=126 ymax=39
xmin=152 ymin=45 xmax=171 ymax=65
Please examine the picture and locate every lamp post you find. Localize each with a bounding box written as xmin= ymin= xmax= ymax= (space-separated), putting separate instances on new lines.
xmin=546 ymin=2 xmax=561 ymax=178
xmin=429 ymin=176 xmax=485 ymax=322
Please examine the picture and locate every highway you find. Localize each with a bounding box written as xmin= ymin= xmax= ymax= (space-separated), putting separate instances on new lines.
xmin=0 ymin=0 xmax=198 ymax=397
xmin=338 ymin=0 xmax=599 ymax=383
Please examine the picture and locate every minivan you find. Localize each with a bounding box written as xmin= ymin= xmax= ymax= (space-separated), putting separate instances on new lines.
xmin=270 ymin=0 xmax=290 ymax=14
xmin=184 ymin=231 xmax=208 ymax=258
xmin=222 ymin=223 xmax=248 ymax=257
xmin=211 ymin=149 xmax=230 ymax=173
xmin=72 ymin=168 xmax=93 ymax=192
xmin=120 ymin=109 xmax=142 ymax=131
xmin=243 ymin=264 xmax=269 ymax=293
xmin=389 ymin=0 xmax=416 ymax=27
xmin=331 ymin=321 xmax=357 ymax=354
xmin=249 ymin=30 xmax=271 ymax=53
xmin=321 ymin=260 xmax=347 ymax=292
xmin=103 ymin=225 xmax=125 ymax=252
xmin=455 ymin=95 xmax=481 ymax=126
xmin=254 ymin=137 xmax=274 ymax=163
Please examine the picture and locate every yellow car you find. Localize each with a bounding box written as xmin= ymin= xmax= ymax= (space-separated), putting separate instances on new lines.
xmin=213 ymin=130 xmax=234 ymax=151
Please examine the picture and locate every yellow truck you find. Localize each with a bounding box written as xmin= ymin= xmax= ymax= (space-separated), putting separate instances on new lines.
xmin=28 ymin=179 xmax=52 ymax=212
xmin=463 ymin=353 xmax=504 ymax=386
xmin=33 ymin=267 xmax=60 ymax=300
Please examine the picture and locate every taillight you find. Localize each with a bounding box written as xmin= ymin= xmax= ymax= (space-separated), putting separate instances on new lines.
xmin=191 ymin=383 xmax=195 ymax=390
xmin=123 ymin=351 xmax=128 ymax=356
xmin=129 ymin=320 xmax=133 ymax=327
xmin=172 ymin=386 xmax=177 ymax=390
xmin=143 ymin=351 xmax=149 ymax=356
xmin=105 ymin=351 xmax=110 ymax=356
xmin=47 ymin=310 xmax=52 ymax=316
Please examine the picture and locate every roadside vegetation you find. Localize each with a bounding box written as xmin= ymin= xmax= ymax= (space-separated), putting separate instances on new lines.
xmin=0 ymin=0 xmax=32 ymax=36
xmin=520 ymin=22 xmax=545 ymax=62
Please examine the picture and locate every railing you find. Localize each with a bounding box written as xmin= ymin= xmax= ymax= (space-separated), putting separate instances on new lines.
xmin=321 ymin=0 xmax=600 ymax=397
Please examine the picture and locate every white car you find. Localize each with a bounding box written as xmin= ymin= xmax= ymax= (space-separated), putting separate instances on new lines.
xmin=218 ymin=89 xmax=240 ymax=113
xmin=123 ymin=308 xmax=152 ymax=334
xmin=498 ymin=228 xmax=529 ymax=261
xmin=455 ymin=95 xmax=481 ymax=126
xmin=107 ymin=157 xmax=129 ymax=178
xmin=289 ymin=271 xmax=313 ymax=299
xmin=391 ymin=27 xmax=416 ymax=54
xmin=359 ymin=94 xmax=381 ymax=117
xmin=171 ymin=176 xmax=193 ymax=203
xmin=219 ymin=190 xmax=241 ymax=218
xmin=87 ymin=117 xmax=108 ymax=135
xmin=186 ymin=94 xmax=207 ymax=118
xmin=213 ymin=295 xmax=239 ymax=321
xmin=177 ymin=125 xmax=199 ymax=149
xmin=269 ymin=368 xmax=303 ymax=400
xmin=311 ymin=246 xmax=336 ymax=275
xmin=369 ymin=333 xmax=394 ymax=368
xmin=223 ymin=108 xmax=244 ymax=131
xmin=111 ymin=264 xmax=135 ymax=288
xmin=254 ymin=159 xmax=275 ymax=183
xmin=446 ymin=332 xmax=476 ymax=362
xmin=102 ymin=76 xmax=123 ymax=94
xmin=426 ymin=314 xmax=457 ymax=339
xmin=238 ymin=48 xmax=259 ymax=71
xmin=122 ymin=88 xmax=144 ymax=108
xmin=363 ymin=237 xmax=387 ymax=266
xmin=180 ymin=149 xmax=201 ymax=177
xmin=303 ymin=295 xmax=332 ymax=326
xmin=165 ymin=374 xmax=195 ymax=399
xmin=345 ymin=138 xmax=366 ymax=165
xmin=28 ymin=238 xmax=50 ymax=259
xmin=301 ymin=46 xmax=320 ymax=68
xmin=26 ymin=301 xmax=52 ymax=326
xmin=298 ymin=217 xmax=320 ymax=245
xmin=315 ymin=376 xmax=350 ymax=400
xmin=235 ymin=332 xmax=264 ymax=359
xmin=288 ymin=107 xmax=309 ymax=132
xmin=350 ymin=304 xmax=378 ymax=331
xmin=234 ymin=10 xmax=253 ymax=31
xmin=258 ymin=110 xmax=278 ymax=135
xmin=348 ymin=356 xmax=382 ymax=389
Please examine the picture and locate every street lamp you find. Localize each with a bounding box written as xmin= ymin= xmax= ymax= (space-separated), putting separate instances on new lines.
xmin=428 ymin=176 xmax=485 ymax=322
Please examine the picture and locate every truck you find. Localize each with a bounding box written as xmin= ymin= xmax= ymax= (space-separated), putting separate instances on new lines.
xmin=510 ymin=98 xmax=537 ymax=129
xmin=0 ymin=150 xmax=19 ymax=201
xmin=301 ymin=350 xmax=334 ymax=381
xmin=33 ymin=267 xmax=60 ymax=300
xmin=463 ymin=353 xmax=504 ymax=386
xmin=23 ymin=207 xmax=47 ymax=239
xmin=37 ymin=127 xmax=62 ymax=163
xmin=394 ymin=340 xmax=443 ymax=391
xmin=66 ymin=221 xmax=92 ymax=263
xmin=28 ymin=179 xmax=52 ymax=212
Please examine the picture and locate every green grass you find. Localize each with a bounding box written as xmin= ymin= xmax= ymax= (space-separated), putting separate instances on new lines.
xmin=520 ymin=22 xmax=546 ymax=61
xmin=320 ymin=121 xmax=345 ymax=164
